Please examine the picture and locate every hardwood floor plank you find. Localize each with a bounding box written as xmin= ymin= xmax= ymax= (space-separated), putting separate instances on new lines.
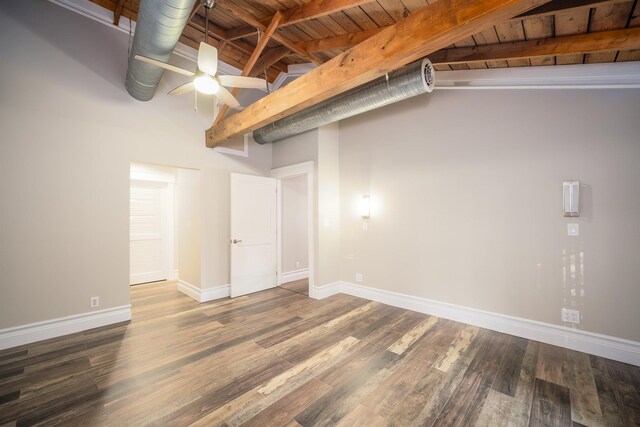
xmin=293 ymin=350 xmax=399 ymax=426
xmin=433 ymin=324 xmax=480 ymax=372
xmin=475 ymin=388 xmax=514 ymax=427
xmin=528 ymin=378 xmax=572 ymax=427
xmin=604 ymin=358 xmax=640 ymax=425
xmin=492 ymin=336 xmax=529 ymax=397
xmin=567 ymin=351 xmax=604 ymax=426
xmin=0 ymin=390 xmax=20 ymax=405
xmin=387 ymin=316 xmax=438 ymax=355
xmin=432 ymin=330 xmax=511 ymax=426
xmin=536 ymin=343 xmax=569 ymax=388
xmin=508 ymin=340 xmax=540 ymax=427
xmin=590 ymin=354 xmax=625 ymax=426
xmin=240 ymin=379 xmax=332 ymax=427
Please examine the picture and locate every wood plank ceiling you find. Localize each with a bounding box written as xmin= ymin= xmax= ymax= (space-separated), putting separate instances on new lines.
xmin=91 ymin=0 xmax=639 ymax=145
xmin=93 ymin=0 xmax=640 ymax=77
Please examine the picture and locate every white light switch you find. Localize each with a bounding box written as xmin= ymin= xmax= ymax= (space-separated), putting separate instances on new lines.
xmin=567 ymin=223 xmax=579 ymax=236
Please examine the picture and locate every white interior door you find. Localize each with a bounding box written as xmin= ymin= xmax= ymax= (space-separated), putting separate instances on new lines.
xmin=130 ymin=181 xmax=172 ymax=285
xmin=230 ymin=173 xmax=277 ymax=297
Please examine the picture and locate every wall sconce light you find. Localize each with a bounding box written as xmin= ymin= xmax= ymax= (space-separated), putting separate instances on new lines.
xmin=563 ymin=181 xmax=580 ymax=217
xmin=360 ymin=195 xmax=371 ymax=219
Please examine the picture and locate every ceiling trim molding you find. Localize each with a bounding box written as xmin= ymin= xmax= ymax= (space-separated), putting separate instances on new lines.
xmin=435 ymin=62 xmax=640 ymax=90
xmin=48 ymin=0 xmax=241 ymax=76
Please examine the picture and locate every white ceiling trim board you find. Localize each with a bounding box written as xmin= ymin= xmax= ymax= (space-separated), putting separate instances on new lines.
xmin=435 ymin=62 xmax=640 ymax=89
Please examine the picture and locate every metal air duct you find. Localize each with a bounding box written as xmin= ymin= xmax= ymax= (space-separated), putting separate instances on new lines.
xmin=253 ymin=58 xmax=435 ymax=144
xmin=125 ymin=0 xmax=197 ymax=101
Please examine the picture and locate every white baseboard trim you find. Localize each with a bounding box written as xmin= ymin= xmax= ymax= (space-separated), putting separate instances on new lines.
xmin=313 ymin=281 xmax=640 ymax=366
xmin=167 ymin=269 xmax=179 ymax=281
xmin=279 ymin=268 xmax=309 ymax=285
xmin=177 ymin=280 xmax=230 ymax=303
xmin=0 ymin=305 xmax=131 ymax=351
xmin=309 ymin=281 xmax=341 ymax=300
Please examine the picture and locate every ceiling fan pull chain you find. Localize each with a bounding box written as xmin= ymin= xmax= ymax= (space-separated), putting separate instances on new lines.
xmin=385 ymin=72 xmax=390 ymax=91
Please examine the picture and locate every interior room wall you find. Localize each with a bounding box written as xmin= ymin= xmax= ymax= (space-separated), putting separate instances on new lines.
xmin=0 ymin=1 xmax=271 ymax=329
xmin=176 ymin=169 xmax=201 ymax=288
xmin=339 ymin=88 xmax=640 ymax=342
xmin=281 ymin=175 xmax=309 ymax=274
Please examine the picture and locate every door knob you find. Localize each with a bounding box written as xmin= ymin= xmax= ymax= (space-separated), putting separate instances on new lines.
xmin=232 ymin=239 xmax=242 ymax=244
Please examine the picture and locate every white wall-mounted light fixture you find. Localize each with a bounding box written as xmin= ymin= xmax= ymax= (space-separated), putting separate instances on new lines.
xmin=563 ymin=181 xmax=580 ymax=217
xmin=360 ymin=195 xmax=371 ymax=219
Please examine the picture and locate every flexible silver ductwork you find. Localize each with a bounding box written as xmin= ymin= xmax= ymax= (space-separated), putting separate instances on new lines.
xmin=125 ymin=0 xmax=197 ymax=101
xmin=253 ymin=58 xmax=435 ymax=144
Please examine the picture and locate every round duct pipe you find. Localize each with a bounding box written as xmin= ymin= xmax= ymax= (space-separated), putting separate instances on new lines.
xmin=253 ymin=58 xmax=435 ymax=144
xmin=125 ymin=0 xmax=197 ymax=101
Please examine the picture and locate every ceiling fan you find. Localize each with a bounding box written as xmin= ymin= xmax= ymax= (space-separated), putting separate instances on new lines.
xmin=133 ymin=0 xmax=266 ymax=111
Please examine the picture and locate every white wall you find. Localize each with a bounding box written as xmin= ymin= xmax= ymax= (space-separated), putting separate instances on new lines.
xmin=176 ymin=169 xmax=201 ymax=287
xmin=0 ymin=1 xmax=271 ymax=329
xmin=281 ymin=175 xmax=308 ymax=274
xmin=339 ymin=88 xmax=640 ymax=342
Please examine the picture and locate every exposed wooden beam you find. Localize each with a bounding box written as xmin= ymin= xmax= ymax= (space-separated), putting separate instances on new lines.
xmin=514 ymin=0 xmax=630 ymax=19
xmin=217 ymin=0 xmax=324 ymax=65
xmin=206 ymin=0 xmax=551 ymax=146
xmin=282 ymin=0 xmax=375 ymax=26
xmin=429 ymin=27 xmax=640 ymax=64
xmin=226 ymin=24 xmax=256 ymax=41
xmin=214 ymin=11 xmax=284 ymax=126
xmin=298 ymin=28 xmax=383 ymax=52
xmin=294 ymin=0 xmax=629 ymax=53
xmin=113 ymin=0 xmax=126 ymax=26
xmin=223 ymin=0 xmax=375 ymax=41
xmin=249 ymin=47 xmax=291 ymax=77
xmin=188 ymin=2 xmax=201 ymax=23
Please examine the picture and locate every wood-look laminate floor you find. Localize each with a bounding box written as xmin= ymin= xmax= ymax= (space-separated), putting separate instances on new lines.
xmin=0 ymin=282 xmax=638 ymax=426
xmin=279 ymin=278 xmax=309 ymax=296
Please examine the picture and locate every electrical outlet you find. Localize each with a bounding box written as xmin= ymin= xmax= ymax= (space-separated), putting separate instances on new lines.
xmin=561 ymin=308 xmax=580 ymax=324
xmin=355 ymin=273 xmax=363 ymax=283
xmin=295 ymin=260 xmax=301 ymax=269
xmin=90 ymin=296 xmax=100 ymax=308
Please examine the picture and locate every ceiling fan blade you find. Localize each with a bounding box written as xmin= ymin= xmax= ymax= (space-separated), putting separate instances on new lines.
xmin=216 ymin=85 xmax=241 ymax=110
xmin=134 ymin=55 xmax=194 ymax=76
xmin=168 ymin=81 xmax=195 ymax=96
xmin=198 ymin=42 xmax=218 ymax=76
xmin=218 ymin=75 xmax=267 ymax=90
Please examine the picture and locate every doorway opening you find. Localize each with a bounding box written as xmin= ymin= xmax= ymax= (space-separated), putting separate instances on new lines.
xmin=129 ymin=163 xmax=201 ymax=294
xmin=272 ymin=162 xmax=315 ymax=297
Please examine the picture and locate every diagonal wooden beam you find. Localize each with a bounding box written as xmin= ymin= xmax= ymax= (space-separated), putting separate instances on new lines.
xmin=282 ymin=0 xmax=375 ymax=26
xmin=298 ymin=28 xmax=383 ymax=52
xmin=217 ymin=0 xmax=324 ymax=65
xmin=188 ymin=2 xmax=201 ymax=23
xmin=206 ymin=0 xmax=552 ymax=146
xmin=226 ymin=24 xmax=256 ymax=41
xmin=214 ymin=11 xmax=284 ymax=126
xmin=429 ymin=27 xmax=640 ymax=65
xmin=249 ymin=47 xmax=291 ymax=77
xmin=113 ymin=0 xmax=126 ymax=26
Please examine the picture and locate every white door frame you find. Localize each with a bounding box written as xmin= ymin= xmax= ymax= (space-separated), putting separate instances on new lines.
xmin=271 ymin=161 xmax=315 ymax=295
xmin=129 ymin=168 xmax=176 ymax=285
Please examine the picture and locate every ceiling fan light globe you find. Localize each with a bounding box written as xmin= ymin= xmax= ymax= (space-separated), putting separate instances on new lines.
xmin=194 ymin=75 xmax=219 ymax=95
